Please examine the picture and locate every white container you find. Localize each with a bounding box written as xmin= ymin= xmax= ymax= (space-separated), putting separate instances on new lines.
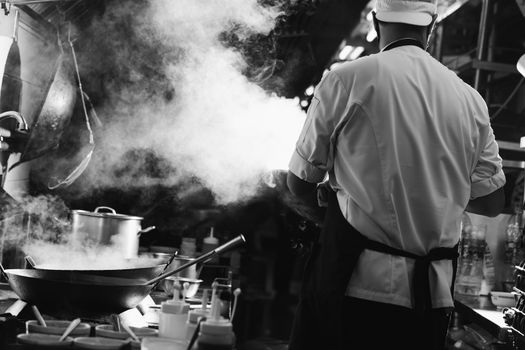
xmin=141 ymin=337 xmax=187 ymax=350
xmin=196 ymin=318 xmax=234 ymax=350
xmin=180 ymin=237 xmax=196 ymax=257
xmin=490 ymin=291 xmax=517 ymax=308
xmin=158 ymin=299 xmax=190 ymax=340
xmin=202 ymin=228 xmax=219 ymax=264
xmin=185 ymin=309 xmax=210 ymax=342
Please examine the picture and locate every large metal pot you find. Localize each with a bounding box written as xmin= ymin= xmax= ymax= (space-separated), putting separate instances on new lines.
xmin=71 ymin=206 xmax=155 ymax=259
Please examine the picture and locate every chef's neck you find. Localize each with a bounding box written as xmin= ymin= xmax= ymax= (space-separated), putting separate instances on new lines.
xmin=377 ymin=21 xmax=430 ymax=51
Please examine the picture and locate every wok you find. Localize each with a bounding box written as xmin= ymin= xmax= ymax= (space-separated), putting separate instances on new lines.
xmin=30 ymin=263 xmax=167 ymax=281
xmin=1 ymin=235 xmax=245 ymax=318
xmin=26 ymin=251 xmax=193 ymax=281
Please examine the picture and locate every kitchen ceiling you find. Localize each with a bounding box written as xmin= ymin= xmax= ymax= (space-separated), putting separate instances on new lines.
xmin=7 ymin=0 xmax=525 ymax=150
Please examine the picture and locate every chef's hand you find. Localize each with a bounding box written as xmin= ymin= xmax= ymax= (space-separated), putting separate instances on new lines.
xmin=0 ymin=127 xmax=28 ymax=152
xmin=316 ymin=181 xmax=331 ymax=208
xmin=0 ymin=127 xmax=10 ymax=151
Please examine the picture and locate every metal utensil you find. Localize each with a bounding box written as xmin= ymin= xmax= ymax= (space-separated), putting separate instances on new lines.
xmin=59 ymin=318 xmax=80 ymax=341
xmin=110 ymin=314 xmax=121 ymax=332
xmin=46 ymin=25 xmax=94 ymax=190
xmin=25 ymin=255 xmax=36 ymax=269
xmin=120 ymin=322 xmax=140 ymax=342
xmin=31 ymin=305 xmax=46 ymax=327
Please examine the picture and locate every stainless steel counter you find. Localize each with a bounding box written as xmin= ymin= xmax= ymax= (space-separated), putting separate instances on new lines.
xmin=454 ymin=294 xmax=517 ymax=348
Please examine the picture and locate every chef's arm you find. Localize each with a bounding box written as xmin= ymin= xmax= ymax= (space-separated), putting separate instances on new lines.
xmin=286 ymin=171 xmax=319 ymax=208
xmin=465 ymin=187 xmax=505 ymax=217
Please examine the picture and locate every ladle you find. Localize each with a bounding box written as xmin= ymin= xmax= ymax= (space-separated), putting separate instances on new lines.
xmin=59 ymin=318 xmax=81 ymax=341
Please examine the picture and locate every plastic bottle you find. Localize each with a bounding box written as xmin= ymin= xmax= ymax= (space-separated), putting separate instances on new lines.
xmin=455 ymin=213 xmax=486 ymax=297
xmin=159 ymin=280 xmax=191 ymax=340
xmin=181 ymin=237 xmax=197 ymax=258
xmin=502 ymin=208 xmax=525 ymax=291
xmin=197 ymin=282 xmax=235 ymax=350
xmin=481 ymin=244 xmax=496 ymax=295
xmin=202 ymin=228 xmax=219 ymax=264
xmin=186 ymin=289 xmax=211 ymax=342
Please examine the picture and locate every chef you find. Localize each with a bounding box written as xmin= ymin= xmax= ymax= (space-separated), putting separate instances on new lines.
xmin=286 ymin=0 xmax=506 ymax=349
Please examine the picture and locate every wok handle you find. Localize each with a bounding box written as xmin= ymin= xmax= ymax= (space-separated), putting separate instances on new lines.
xmin=147 ymin=234 xmax=246 ymax=286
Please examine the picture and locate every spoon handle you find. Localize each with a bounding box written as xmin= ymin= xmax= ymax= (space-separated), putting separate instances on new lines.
xmin=59 ymin=318 xmax=81 ymax=341
xmin=121 ymin=322 xmax=140 ymax=342
xmin=31 ymin=305 xmax=46 ymax=327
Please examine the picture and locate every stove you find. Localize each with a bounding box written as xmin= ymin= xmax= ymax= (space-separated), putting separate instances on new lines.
xmin=0 ymin=287 xmax=170 ymax=349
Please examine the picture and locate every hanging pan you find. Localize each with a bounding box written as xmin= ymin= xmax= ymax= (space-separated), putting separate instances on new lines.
xmin=13 ymin=46 xmax=77 ymax=167
xmin=0 ymin=9 xmax=21 ymax=115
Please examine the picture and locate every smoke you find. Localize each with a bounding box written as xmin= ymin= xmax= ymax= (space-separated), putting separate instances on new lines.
xmin=74 ymin=0 xmax=306 ymax=204
xmin=23 ymin=240 xmax=162 ymax=270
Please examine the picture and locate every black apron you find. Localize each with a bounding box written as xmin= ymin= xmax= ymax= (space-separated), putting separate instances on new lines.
xmin=289 ymin=189 xmax=459 ymax=350
xmin=289 ymin=39 xmax=459 ymax=350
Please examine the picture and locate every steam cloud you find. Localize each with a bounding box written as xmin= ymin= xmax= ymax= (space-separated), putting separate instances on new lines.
xmin=78 ymin=0 xmax=306 ymax=204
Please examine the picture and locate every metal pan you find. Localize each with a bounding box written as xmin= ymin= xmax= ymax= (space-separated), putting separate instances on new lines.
xmin=15 ymin=50 xmax=77 ymax=166
xmin=1 ymin=235 xmax=245 ymax=318
xmin=25 ymin=251 xmax=194 ymax=281
xmin=30 ymin=263 xmax=168 ymax=281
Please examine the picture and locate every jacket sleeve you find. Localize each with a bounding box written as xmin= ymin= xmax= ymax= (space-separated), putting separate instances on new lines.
xmin=288 ymin=71 xmax=349 ymax=184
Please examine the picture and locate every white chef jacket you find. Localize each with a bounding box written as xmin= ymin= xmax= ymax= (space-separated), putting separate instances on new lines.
xmin=288 ymin=44 xmax=506 ymax=309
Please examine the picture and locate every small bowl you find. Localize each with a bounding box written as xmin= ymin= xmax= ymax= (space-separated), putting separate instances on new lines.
xmin=26 ymin=320 xmax=92 ymax=336
xmin=17 ymin=333 xmax=73 ymax=347
xmin=73 ymin=336 xmax=129 ymax=349
xmin=141 ymin=337 xmax=187 ymax=350
xmin=161 ymin=276 xmax=202 ymax=298
xmin=490 ymin=291 xmax=517 ymax=308
xmin=95 ymin=324 xmax=158 ymax=340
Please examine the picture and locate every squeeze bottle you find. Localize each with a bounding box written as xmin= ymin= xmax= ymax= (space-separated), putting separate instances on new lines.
xmin=197 ymin=283 xmax=235 ymax=350
xmin=159 ymin=281 xmax=191 ymax=340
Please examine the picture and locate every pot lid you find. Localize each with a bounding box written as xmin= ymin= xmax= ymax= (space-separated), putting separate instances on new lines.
xmin=72 ymin=206 xmax=143 ymax=220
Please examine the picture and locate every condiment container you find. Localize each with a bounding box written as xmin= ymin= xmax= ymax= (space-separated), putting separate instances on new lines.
xmin=180 ymin=237 xmax=197 ymax=257
xmin=26 ymin=319 xmax=91 ymax=337
xmin=95 ymin=324 xmax=158 ymax=339
xmin=17 ymin=333 xmax=73 ymax=348
xmin=196 ymin=284 xmax=234 ymax=350
xmin=73 ymin=336 xmax=129 ymax=349
xmin=141 ymin=337 xmax=187 ymax=350
xmin=202 ymin=228 xmax=219 ymax=263
xmin=186 ymin=289 xmax=211 ymax=342
xmin=159 ymin=281 xmax=190 ymax=340
xmin=196 ymin=318 xmax=234 ymax=350
xmin=186 ymin=309 xmax=210 ymax=342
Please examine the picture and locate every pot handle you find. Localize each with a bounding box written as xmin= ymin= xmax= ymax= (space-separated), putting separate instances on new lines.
xmin=137 ymin=226 xmax=156 ymax=236
xmin=95 ymin=206 xmax=116 ymax=214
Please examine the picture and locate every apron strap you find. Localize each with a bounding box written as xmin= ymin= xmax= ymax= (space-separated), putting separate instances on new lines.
xmin=362 ymin=229 xmax=459 ymax=316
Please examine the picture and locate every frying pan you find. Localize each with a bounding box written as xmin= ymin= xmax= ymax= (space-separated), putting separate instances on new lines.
xmin=1 ymin=235 xmax=245 ymax=318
